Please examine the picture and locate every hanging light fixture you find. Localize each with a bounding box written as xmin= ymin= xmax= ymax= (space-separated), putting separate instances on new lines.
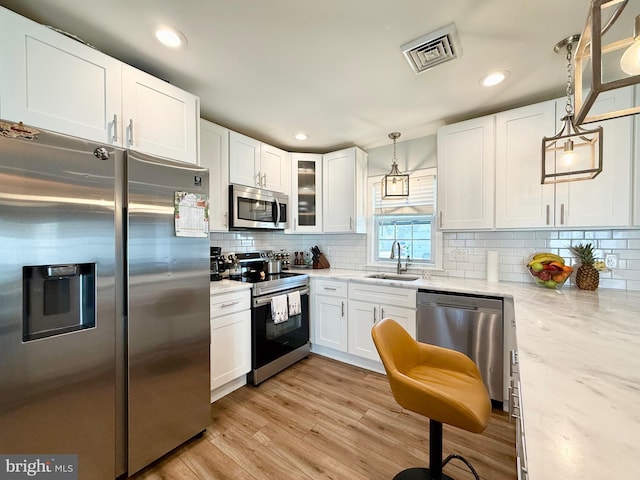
xmin=542 ymin=35 xmax=604 ymax=184
xmin=574 ymin=0 xmax=640 ymax=125
xmin=382 ymin=132 xmax=409 ymax=198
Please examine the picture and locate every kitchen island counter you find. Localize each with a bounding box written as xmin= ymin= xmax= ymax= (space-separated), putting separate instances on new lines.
xmin=295 ymin=268 xmax=640 ymax=480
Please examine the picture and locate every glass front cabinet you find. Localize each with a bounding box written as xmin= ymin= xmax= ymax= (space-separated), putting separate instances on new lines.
xmin=288 ymin=153 xmax=323 ymax=233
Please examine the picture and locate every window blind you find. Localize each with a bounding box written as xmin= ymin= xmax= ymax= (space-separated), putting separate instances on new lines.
xmin=373 ymin=169 xmax=435 ymax=215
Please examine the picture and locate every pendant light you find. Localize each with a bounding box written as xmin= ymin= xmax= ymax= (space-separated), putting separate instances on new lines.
xmin=542 ymin=35 xmax=603 ymax=184
xmin=574 ymin=0 xmax=640 ymax=125
xmin=383 ymin=132 xmax=409 ymax=198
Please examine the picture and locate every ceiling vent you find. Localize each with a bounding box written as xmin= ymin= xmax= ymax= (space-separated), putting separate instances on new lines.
xmin=401 ymin=23 xmax=462 ymax=75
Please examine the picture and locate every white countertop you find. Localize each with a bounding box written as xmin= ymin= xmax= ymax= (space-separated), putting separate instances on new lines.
xmin=209 ymin=279 xmax=252 ymax=295
xmin=288 ymin=268 xmax=640 ymax=479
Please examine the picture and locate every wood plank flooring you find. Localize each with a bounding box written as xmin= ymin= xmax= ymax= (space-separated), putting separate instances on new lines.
xmin=131 ymin=354 xmax=516 ymax=480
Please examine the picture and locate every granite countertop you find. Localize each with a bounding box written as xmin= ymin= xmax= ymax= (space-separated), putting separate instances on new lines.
xmin=290 ymin=267 xmax=640 ymax=479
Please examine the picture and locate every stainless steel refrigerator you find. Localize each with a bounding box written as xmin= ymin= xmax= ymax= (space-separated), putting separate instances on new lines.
xmin=0 ymin=122 xmax=211 ymax=478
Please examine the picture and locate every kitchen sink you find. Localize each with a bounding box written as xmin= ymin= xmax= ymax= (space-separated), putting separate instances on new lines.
xmin=365 ymin=273 xmax=420 ymax=281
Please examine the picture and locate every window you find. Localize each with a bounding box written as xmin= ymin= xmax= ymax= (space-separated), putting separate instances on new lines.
xmin=369 ymin=168 xmax=438 ymax=266
xmin=376 ymin=216 xmax=433 ymax=261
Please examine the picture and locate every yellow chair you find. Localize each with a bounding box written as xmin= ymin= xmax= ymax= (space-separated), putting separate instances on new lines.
xmin=371 ymin=318 xmax=491 ymax=480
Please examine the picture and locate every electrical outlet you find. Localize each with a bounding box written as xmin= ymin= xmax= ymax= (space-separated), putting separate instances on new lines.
xmin=449 ymin=248 xmax=469 ymax=262
xmin=604 ymin=253 xmax=618 ymax=269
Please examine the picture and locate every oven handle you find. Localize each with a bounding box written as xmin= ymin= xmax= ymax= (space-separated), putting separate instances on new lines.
xmin=253 ymin=287 xmax=310 ymax=307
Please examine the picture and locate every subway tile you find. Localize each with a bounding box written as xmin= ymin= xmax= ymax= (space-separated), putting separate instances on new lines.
xmin=475 ymin=231 xmax=514 ymax=240
xmin=558 ymin=231 xmax=584 ymax=239
xmin=465 ymin=270 xmax=483 ymax=279
xmin=613 ymin=229 xmax=640 ymax=239
xmin=536 ymin=231 xmax=559 ymax=240
xmin=512 ymin=231 xmax=537 ymax=240
xmin=598 ymin=278 xmax=627 ymax=290
xmin=628 ymin=240 xmax=640 ymax=249
xmin=626 ymin=280 xmax=640 ymax=291
xmin=598 ymin=239 xmax=627 ymax=249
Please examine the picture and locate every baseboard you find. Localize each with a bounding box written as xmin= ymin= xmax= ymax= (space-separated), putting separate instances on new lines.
xmin=210 ymin=375 xmax=247 ymax=403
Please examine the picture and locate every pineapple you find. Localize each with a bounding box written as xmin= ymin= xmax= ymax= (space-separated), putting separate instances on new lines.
xmin=569 ymin=243 xmax=599 ymax=290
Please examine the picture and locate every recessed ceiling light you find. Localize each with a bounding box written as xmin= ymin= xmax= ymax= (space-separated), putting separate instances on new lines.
xmin=155 ymin=27 xmax=186 ymax=48
xmin=293 ymin=133 xmax=308 ymax=141
xmin=480 ymin=70 xmax=510 ymax=87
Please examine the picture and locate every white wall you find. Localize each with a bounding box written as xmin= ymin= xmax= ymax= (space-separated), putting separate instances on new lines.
xmin=366 ymin=134 xmax=436 ymax=176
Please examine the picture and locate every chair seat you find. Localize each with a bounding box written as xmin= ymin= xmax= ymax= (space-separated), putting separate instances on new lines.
xmin=404 ymin=364 xmax=491 ymax=433
xmin=372 ymin=318 xmax=491 ymax=434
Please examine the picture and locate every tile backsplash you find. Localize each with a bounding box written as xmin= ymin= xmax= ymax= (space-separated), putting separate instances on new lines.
xmin=209 ymin=231 xmax=368 ymax=271
xmin=212 ymin=228 xmax=640 ymax=291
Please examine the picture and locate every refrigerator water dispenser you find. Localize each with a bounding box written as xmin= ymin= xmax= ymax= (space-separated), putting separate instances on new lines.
xmin=22 ymin=263 xmax=96 ymax=341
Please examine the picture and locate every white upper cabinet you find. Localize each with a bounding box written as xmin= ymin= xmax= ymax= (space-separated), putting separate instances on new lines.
xmin=323 ymin=147 xmax=367 ymax=233
xmin=0 ymin=7 xmax=121 ymax=145
xmin=495 ymin=89 xmax=632 ymax=229
xmin=260 ymin=143 xmax=290 ymax=193
xmin=288 ymin=153 xmax=323 ymax=233
xmin=555 ymin=88 xmax=632 ymax=228
xmin=437 ymin=116 xmax=495 ymax=230
xmin=200 ymin=119 xmax=230 ymax=231
xmin=495 ymin=101 xmax=556 ymax=228
xmin=122 ymin=65 xmax=199 ymax=164
xmin=229 ymin=131 xmax=261 ymax=187
xmin=0 ymin=7 xmax=200 ymax=164
xmin=228 ymin=131 xmax=290 ymax=194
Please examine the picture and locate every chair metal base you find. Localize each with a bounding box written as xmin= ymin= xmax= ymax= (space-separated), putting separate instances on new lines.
xmin=392 ymin=467 xmax=454 ymax=480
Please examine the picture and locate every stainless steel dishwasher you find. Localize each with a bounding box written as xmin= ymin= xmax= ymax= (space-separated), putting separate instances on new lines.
xmin=417 ymin=290 xmax=503 ymax=403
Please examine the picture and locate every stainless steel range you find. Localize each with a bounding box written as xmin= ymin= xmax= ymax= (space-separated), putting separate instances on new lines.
xmin=225 ymin=251 xmax=310 ymax=385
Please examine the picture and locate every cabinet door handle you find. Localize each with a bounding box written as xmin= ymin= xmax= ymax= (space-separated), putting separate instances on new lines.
xmin=224 ymin=212 xmax=228 ymax=228
xmin=349 ymin=217 xmax=353 ymax=231
xmin=294 ymin=217 xmax=297 ymax=231
xmin=220 ymin=300 xmax=240 ymax=308
xmin=341 ymin=301 xmax=344 ymax=317
xmin=508 ymin=384 xmax=513 ymax=423
xmin=262 ymin=173 xmax=267 ymax=187
xmin=560 ymin=203 xmax=565 ymax=225
xmin=112 ymin=114 xmax=118 ymax=143
xmin=322 ymin=286 xmax=337 ymax=291
xmin=128 ymin=119 xmax=134 ymax=145
xmin=546 ymin=205 xmax=550 ymax=225
xmin=381 ymin=308 xmax=385 ymax=318
xmin=256 ymin=172 xmax=261 ymax=187
xmin=439 ymin=211 xmax=443 ymax=228
xmin=373 ymin=307 xmax=377 ymax=323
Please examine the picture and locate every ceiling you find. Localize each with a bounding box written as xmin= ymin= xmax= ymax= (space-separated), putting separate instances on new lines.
xmin=0 ymin=0 xmax=591 ymax=152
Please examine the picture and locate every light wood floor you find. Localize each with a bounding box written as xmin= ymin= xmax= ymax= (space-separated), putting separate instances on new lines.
xmin=131 ymin=354 xmax=516 ymax=480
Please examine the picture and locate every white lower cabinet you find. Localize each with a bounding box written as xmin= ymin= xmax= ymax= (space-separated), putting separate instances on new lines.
xmin=348 ymin=300 xmax=415 ymax=361
xmin=311 ymin=279 xmax=416 ymax=368
xmin=348 ymin=283 xmax=416 ymax=362
xmin=210 ymin=289 xmax=251 ymax=401
xmin=312 ymin=279 xmax=348 ymax=352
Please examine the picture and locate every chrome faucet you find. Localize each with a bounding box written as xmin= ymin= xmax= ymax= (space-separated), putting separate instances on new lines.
xmin=390 ymin=241 xmax=410 ymax=274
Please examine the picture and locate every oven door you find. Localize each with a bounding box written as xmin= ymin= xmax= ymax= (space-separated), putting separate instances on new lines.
xmin=251 ymin=286 xmax=310 ymax=371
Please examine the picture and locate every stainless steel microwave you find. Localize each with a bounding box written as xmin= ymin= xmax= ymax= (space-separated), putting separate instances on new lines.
xmin=229 ymin=184 xmax=288 ymax=230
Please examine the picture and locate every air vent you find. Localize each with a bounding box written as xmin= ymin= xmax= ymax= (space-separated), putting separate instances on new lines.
xmin=401 ymin=23 xmax=462 ymax=75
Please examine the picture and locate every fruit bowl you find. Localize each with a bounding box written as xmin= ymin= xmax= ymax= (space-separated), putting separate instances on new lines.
xmin=525 ymin=252 xmax=573 ymax=289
